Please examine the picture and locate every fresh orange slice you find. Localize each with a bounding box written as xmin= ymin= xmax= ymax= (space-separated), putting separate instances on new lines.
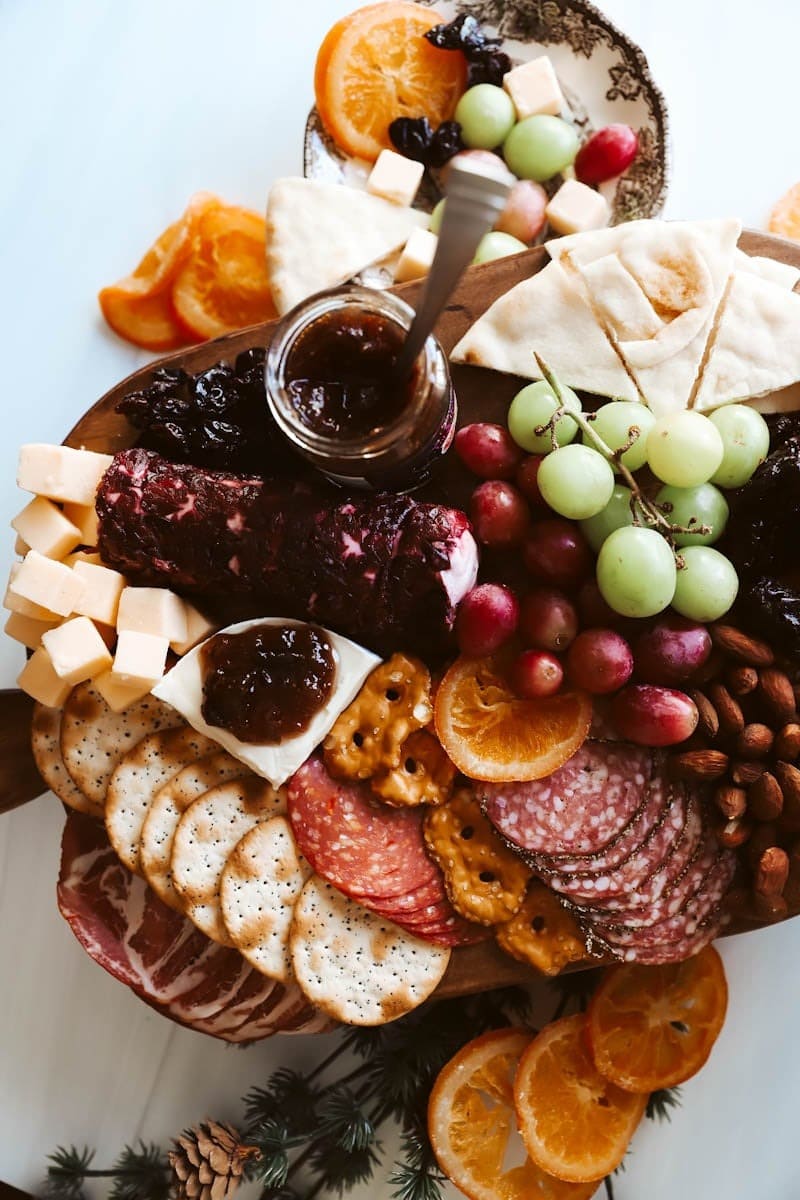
xmin=514 ymin=1015 xmax=646 ymax=1184
xmin=428 ymin=1028 xmax=596 ymax=1200
xmin=434 ymin=656 xmax=592 ymax=782
xmin=316 ymin=2 xmax=468 ymax=161
xmin=769 ymin=182 xmax=800 ymax=241
xmin=98 ymin=285 xmax=193 ymax=352
xmin=587 ymin=945 xmax=728 ymax=1093
xmin=171 ymin=204 xmax=277 ymax=340
xmin=103 ymin=192 xmax=219 ymax=299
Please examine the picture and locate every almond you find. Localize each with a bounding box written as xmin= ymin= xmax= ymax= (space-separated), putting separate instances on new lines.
xmin=755 ymin=846 xmax=789 ymax=897
xmin=689 ymin=689 xmax=719 ymax=740
xmin=747 ymin=771 xmax=784 ymax=822
xmin=775 ymin=723 xmax=800 ymax=762
xmin=710 ymin=811 xmax=753 ymax=849
xmin=745 ymin=823 xmax=780 ymax=871
xmin=757 ymin=667 xmax=797 ymax=726
xmin=735 ymin=722 xmax=774 ymax=760
xmin=707 ymin=682 xmax=745 ymax=738
xmin=775 ymin=761 xmax=800 ymax=832
xmin=668 ymin=748 xmax=729 ymax=782
xmin=726 ymin=665 xmax=759 ymax=696
xmin=731 ymin=760 xmax=767 ymax=786
xmin=710 ymin=623 xmax=775 ymax=667
xmin=714 ymin=784 xmax=747 ymax=820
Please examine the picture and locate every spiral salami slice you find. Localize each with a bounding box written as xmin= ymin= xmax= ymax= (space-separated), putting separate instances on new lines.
xmin=617 ymin=916 xmax=727 ymax=965
xmin=482 ymin=742 xmax=653 ymax=857
xmin=288 ymin=757 xmax=481 ymax=946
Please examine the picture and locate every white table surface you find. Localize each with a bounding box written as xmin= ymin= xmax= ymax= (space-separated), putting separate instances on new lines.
xmin=2 ymin=1 xmax=799 ymax=1196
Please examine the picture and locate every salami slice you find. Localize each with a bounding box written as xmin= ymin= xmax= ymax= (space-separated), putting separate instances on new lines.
xmin=616 ymin=914 xmax=728 ymax=965
xmin=482 ymin=742 xmax=653 ymax=857
xmin=288 ymin=758 xmax=481 ymax=946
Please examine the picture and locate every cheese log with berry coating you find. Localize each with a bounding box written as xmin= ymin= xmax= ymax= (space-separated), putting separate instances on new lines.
xmin=96 ymin=449 xmax=478 ymax=655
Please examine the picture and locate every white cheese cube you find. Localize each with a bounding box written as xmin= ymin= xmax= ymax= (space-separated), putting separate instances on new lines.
xmin=8 ymin=551 xmax=85 ymax=617
xmin=42 ymin=617 xmax=113 ymax=684
xmin=11 ymin=496 xmax=82 ymax=560
xmin=503 ymin=56 xmax=564 ymax=119
xmin=17 ymin=444 xmax=113 ymax=507
xmin=94 ymin=669 xmax=155 ymax=713
xmin=17 ymin=646 xmax=72 ymax=708
xmin=117 ymin=587 xmax=188 ymax=644
xmin=112 ymin=630 xmax=169 ymax=688
xmin=395 ymin=229 xmax=438 ymax=284
xmin=4 ymin=564 xmax=60 ymax=621
xmin=62 ymin=502 xmax=100 ymax=548
xmin=546 ymin=179 xmax=610 ymax=235
xmin=72 ymin=562 xmax=126 ymax=627
xmin=171 ymin=602 xmax=218 ymax=655
xmin=366 ymin=150 xmax=425 ymax=208
xmin=14 ymin=535 xmax=28 ymax=557
xmin=4 ymin=611 xmax=61 ymax=650
xmin=63 ymin=550 xmax=103 ymax=569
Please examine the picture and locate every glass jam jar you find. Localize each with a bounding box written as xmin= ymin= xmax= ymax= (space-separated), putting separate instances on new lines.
xmin=265 ymin=286 xmax=456 ymax=491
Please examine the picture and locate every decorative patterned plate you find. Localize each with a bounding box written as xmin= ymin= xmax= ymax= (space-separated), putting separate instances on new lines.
xmin=304 ymin=0 xmax=670 ymax=226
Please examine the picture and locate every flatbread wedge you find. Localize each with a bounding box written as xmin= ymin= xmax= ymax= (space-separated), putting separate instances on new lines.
xmin=734 ymin=248 xmax=800 ymax=291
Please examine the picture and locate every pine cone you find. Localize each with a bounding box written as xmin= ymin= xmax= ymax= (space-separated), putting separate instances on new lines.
xmin=169 ymin=1120 xmax=260 ymax=1200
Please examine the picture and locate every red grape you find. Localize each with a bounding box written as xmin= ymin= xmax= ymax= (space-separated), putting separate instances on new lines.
xmin=515 ymin=455 xmax=548 ymax=509
xmin=456 ymin=583 xmax=519 ymax=657
xmin=634 ymin=617 xmax=712 ymax=685
xmin=567 ymin=629 xmax=633 ymax=694
xmin=610 ymin=684 xmax=699 ymax=747
xmin=470 ymin=481 xmax=530 ymax=548
xmin=455 ymin=423 xmax=524 ymax=479
xmin=575 ymin=124 xmax=639 ymax=185
xmin=523 ymin=519 xmax=593 ymax=589
xmin=519 ymin=587 xmax=578 ymax=652
xmin=577 ymin=580 xmax=618 ymax=628
xmin=494 ymin=179 xmax=547 ymax=243
xmin=511 ymin=649 xmax=564 ymax=699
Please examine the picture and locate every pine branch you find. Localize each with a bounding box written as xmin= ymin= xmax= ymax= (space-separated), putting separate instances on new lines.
xmin=244 ymin=1066 xmax=321 ymax=1137
xmin=646 ymin=1086 xmax=683 ymax=1122
xmin=43 ymin=1146 xmax=93 ymax=1200
xmin=318 ymin=1085 xmax=377 ymax=1152
xmin=389 ymin=1125 xmax=446 ymax=1200
xmin=308 ymin=1141 xmax=384 ymax=1195
xmin=109 ymin=1142 xmax=170 ymax=1200
xmin=248 ymin=1119 xmax=295 ymax=1190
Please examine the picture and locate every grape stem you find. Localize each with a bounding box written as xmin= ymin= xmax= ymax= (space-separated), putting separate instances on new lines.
xmin=532 ymin=354 xmax=711 ymax=552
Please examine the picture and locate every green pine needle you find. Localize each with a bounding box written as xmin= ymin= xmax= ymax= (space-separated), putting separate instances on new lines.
xmin=244 ymin=1067 xmax=321 ymax=1137
xmin=248 ymin=1118 xmax=293 ymax=1189
xmin=109 ymin=1142 xmax=170 ymax=1200
xmin=646 ymin=1087 xmax=683 ymax=1122
xmin=319 ymin=1085 xmax=377 ymax=1153
xmin=389 ymin=1126 xmax=446 ymax=1200
xmin=310 ymin=1141 xmax=383 ymax=1195
xmin=44 ymin=1145 xmax=94 ymax=1199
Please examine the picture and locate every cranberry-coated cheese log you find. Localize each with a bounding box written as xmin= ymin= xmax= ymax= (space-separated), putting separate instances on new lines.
xmin=96 ymin=449 xmax=478 ymax=654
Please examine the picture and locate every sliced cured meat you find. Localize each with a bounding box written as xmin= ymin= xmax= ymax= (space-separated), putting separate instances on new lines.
xmin=96 ymin=448 xmax=478 ymax=655
xmin=57 ymin=810 xmax=324 ymax=1040
xmin=288 ymin=757 xmax=482 ymax=946
xmin=615 ymin=915 xmax=728 ymax=966
xmin=546 ymin=778 xmax=685 ymax=904
xmin=481 ymin=742 xmax=653 ymax=857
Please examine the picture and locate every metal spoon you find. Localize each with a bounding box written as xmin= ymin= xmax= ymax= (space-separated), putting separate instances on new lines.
xmin=395 ymin=156 xmax=514 ymax=379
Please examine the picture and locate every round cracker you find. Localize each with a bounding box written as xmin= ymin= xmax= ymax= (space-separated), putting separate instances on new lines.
xmin=105 ymin=727 xmax=218 ymax=874
xmin=289 ymin=876 xmax=450 ymax=1026
xmin=31 ymin=703 xmax=103 ymax=818
xmin=172 ymin=777 xmax=286 ymax=945
xmin=220 ymin=817 xmax=312 ymax=981
xmin=61 ymin=682 xmax=183 ymax=807
xmin=140 ymin=752 xmax=249 ymax=912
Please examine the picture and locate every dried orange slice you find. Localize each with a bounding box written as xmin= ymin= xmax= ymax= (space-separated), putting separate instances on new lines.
xmin=514 ymin=1015 xmax=646 ymax=1184
xmin=434 ymin=656 xmax=592 ymax=782
xmin=316 ymin=2 xmax=467 ymax=161
xmin=171 ymin=204 xmax=277 ymax=340
xmin=428 ymin=1028 xmax=596 ymax=1200
xmin=769 ymin=182 xmax=800 ymax=241
xmin=98 ymin=285 xmax=193 ymax=352
xmin=587 ymin=945 xmax=728 ymax=1093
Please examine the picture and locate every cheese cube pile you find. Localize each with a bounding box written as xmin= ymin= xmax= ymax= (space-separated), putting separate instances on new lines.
xmin=7 ymin=444 xmax=217 ymax=710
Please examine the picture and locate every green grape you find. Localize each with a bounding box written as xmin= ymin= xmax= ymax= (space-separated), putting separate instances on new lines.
xmin=709 ymin=404 xmax=770 ymax=488
xmin=672 ymin=546 xmax=739 ymax=622
xmin=537 ymin=444 xmax=615 ymax=520
xmin=584 ymin=401 xmax=656 ymax=472
xmin=503 ymin=115 xmax=580 ymax=182
xmin=507 ymin=380 xmax=581 ymax=453
xmin=655 ymin=482 xmax=729 ymax=547
xmin=580 ymin=484 xmax=635 ymax=552
xmin=455 ymin=84 xmax=516 ymax=149
xmin=430 ymin=199 xmax=446 ymax=235
xmin=596 ymin=526 xmax=677 ymax=618
xmin=473 ymin=231 xmax=527 ymax=264
xmin=647 ymin=410 xmax=724 ymax=488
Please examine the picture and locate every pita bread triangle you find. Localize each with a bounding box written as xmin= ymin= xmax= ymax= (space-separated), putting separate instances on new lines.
xmin=450 ymin=259 xmax=639 ymax=401
xmin=693 ymin=272 xmax=800 ymax=411
xmin=548 ymin=219 xmax=742 ymax=417
xmin=266 ymin=177 xmax=428 ymax=315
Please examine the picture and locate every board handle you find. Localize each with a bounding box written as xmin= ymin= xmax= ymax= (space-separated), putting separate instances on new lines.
xmin=0 ymin=690 xmax=44 ymax=815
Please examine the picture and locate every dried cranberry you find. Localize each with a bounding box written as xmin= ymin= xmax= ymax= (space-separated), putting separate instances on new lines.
xmin=389 ymin=117 xmax=464 ymax=168
xmin=425 ymin=14 xmax=510 ymax=86
xmin=467 ymin=49 xmax=512 ymax=87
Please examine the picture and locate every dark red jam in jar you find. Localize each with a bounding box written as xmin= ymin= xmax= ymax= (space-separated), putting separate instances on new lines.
xmin=200 ymin=622 xmax=335 ymax=744
xmin=266 ymin=286 xmax=456 ymax=492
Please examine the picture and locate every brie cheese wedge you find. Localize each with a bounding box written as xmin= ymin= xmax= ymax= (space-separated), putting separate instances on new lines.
xmin=153 ymin=617 xmax=381 ymax=787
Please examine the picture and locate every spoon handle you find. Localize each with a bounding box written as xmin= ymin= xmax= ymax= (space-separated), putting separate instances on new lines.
xmin=398 ymin=159 xmax=513 ymax=374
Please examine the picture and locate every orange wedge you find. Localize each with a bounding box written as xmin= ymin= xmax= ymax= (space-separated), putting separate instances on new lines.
xmin=428 ymin=1028 xmax=597 ymax=1200
xmin=514 ymin=1015 xmax=646 ymax=1184
xmin=171 ymin=204 xmax=277 ymax=340
xmin=316 ymin=2 xmax=467 ymax=161
xmin=587 ymin=946 xmax=728 ymax=1093
xmin=769 ymin=182 xmax=800 ymax=241
xmin=434 ymin=656 xmax=592 ymax=782
xmin=98 ymin=285 xmax=193 ymax=352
